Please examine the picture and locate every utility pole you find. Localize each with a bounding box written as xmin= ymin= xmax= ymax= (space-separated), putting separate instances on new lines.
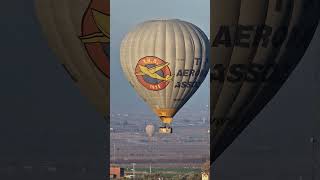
xmin=149 ymin=163 xmax=152 ymax=174
xmin=113 ymin=144 xmax=116 ymax=163
xmin=132 ymin=163 xmax=136 ymax=179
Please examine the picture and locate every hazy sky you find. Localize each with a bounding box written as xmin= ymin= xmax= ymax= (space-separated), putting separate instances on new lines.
xmin=110 ymin=0 xmax=210 ymax=114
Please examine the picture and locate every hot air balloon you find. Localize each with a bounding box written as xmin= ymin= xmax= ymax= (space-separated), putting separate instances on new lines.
xmin=145 ymin=124 xmax=155 ymax=142
xmin=145 ymin=123 xmax=155 ymax=173
xmin=210 ymin=0 xmax=320 ymax=162
xmin=120 ymin=19 xmax=210 ymax=133
xmin=34 ymin=0 xmax=109 ymax=119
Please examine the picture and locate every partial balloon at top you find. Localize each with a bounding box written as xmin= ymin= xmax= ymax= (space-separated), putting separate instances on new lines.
xmin=120 ymin=19 xmax=210 ymax=133
xmin=210 ymin=0 xmax=320 ymax=162
xmin=35 ymin=0 xmax=110 ymax=119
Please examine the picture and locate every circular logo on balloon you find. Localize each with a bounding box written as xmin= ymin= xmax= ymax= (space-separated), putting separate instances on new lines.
xmin=135 ymin=56 xmax=173 ymax=91
xmin=80 ymin=0 xmax=110 ymax=79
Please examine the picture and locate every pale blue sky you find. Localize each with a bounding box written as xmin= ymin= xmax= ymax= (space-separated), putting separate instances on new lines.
xmin=110 ymin=0 xmax=210 ymax=114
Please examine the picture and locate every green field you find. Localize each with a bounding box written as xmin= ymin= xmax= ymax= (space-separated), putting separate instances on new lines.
xmin=121 ymin=167 xmax=202 ymax=179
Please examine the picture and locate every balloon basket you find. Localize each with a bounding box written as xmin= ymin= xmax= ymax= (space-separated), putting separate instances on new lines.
xmin=159 ymin=126 xmax=172 ymax=134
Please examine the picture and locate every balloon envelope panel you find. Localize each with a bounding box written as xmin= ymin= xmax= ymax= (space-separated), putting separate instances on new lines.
xmin=210 ymin=0 xmax=320 ymax=161
xmin=35 ymin=0 xmax=110 ymax=118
